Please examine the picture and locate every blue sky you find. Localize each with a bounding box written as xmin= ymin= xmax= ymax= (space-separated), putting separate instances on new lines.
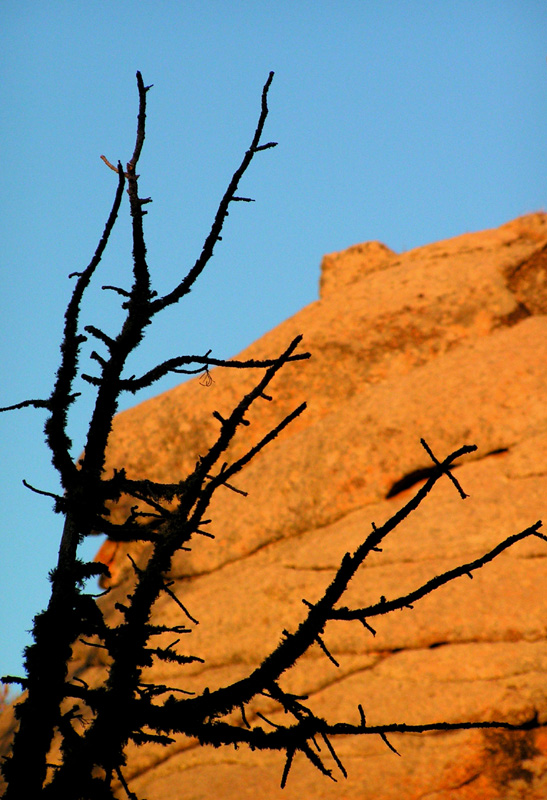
xmin=1 ymin=1 xmax=545 ymax=685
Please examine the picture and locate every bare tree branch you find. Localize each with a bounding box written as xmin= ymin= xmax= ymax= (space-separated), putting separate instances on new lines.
xmin=149 ymin=72 xmax=276 ymax=315
xmin=3 ymin=70 xmax=545 ymax=800
xmin=330 ymin=520 xmax=543 ymax=621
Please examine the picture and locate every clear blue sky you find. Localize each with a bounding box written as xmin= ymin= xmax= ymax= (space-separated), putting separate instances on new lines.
xmin=1 ymin=1 xmax=545 ymax=685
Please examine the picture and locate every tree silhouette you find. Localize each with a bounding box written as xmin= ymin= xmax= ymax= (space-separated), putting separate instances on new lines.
xmin=1 ymin=72 xmax=544 ymax=799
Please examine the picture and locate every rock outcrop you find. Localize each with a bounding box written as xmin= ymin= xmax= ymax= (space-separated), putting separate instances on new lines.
xmin=2 ymin=213 xmax=547 ymax=798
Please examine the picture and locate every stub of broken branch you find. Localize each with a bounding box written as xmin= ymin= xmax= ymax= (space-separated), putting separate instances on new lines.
xmin=100 ymin=155 xmax=135 ymax=179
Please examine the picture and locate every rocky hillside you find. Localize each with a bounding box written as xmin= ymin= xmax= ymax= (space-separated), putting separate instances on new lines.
xmin=2 ymin=213 xmax=547 ymax=798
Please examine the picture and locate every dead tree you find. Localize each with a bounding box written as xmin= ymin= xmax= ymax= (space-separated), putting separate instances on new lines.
xmin=1 ymin=72 xmax=545 ymax=799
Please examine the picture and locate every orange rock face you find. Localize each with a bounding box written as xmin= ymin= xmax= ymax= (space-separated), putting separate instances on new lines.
xmin=2 ymin=213 xmax=547 ymax=798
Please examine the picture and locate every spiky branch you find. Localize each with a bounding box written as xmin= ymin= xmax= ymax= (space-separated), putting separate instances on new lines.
xmin=1 ymin=70 xmax=310 ymax=799
xmin=1 ymin=72 xmax=544 ymax=800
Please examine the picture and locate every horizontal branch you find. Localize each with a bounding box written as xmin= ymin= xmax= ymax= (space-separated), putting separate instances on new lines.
xmin=22 ymin=480 xmax=64 ymax=505
xmin=147 ymin=647 xmax=204 ymax=666
xmin=92 ymin=516 xmax=162 ymax=542
xmin=140 ymin=699 xmax=543 ymax=781
xmin=223 ymin=714 xmax=541 ymax=742
xmin=116 ymin=349 xmax=310 ymax=393
xmin=0 ymin=398 xmax=51 ymax=413
xmin=101 ymin=284 xmax=131 ymax=297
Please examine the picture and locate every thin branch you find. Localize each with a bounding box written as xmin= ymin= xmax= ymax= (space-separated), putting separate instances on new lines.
xmin=315 ymin=635 xmax=339 ymax=668
xmin=330 ymin=520 xmax=543 ymax=620
xmin=137 ymin=708 xmax=543 ymax=784
xmin=160 ymin=579 xmax=199 ymax=625
xmin=1 ymin=676 xmax=28 ymax=688
xmin=148 ymin=647 xmax=204 ymax=666
xmin=206 ymin=400 xmax=307 ymax=497
xmin=102 ymin=470 xmax=190 ymax=503
xmin=280 ymin=746 xmax=295 ymax=789
xmin=84 ymin=325 xmax=115 ymax=350
xmin=321 ymin=732 xmax=347 ymax=778
xmin=0 ymin=398 xmax=51 ymax=413
xmin=45 ymin=164 xmax=126 ymax=491
xmin=150 ymin=72 xmax=276 ymax=315
xmin=113 ymin=349 xmax=310 ymax=393
xmin=100 ymin=155 xmax=125 ymax=176
xmin=115 ymin=765 xmax=140 ymax=800
xmin=101 ymin=284 xmax=131 ymax=297
xmin=378 ymin=731 xmax=401 ymax=756
xmin=421 ymin=437 xmax=469 ymax=498
xmin=127 ymin=71 xmax=152 ymax=173
xmin=22 ymin=480 xmax=63 ymax=504
xmin=137 ymin=683 xmax=195 ymax=697
xmin=300 ymin=739 xmax=335 ymax=781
